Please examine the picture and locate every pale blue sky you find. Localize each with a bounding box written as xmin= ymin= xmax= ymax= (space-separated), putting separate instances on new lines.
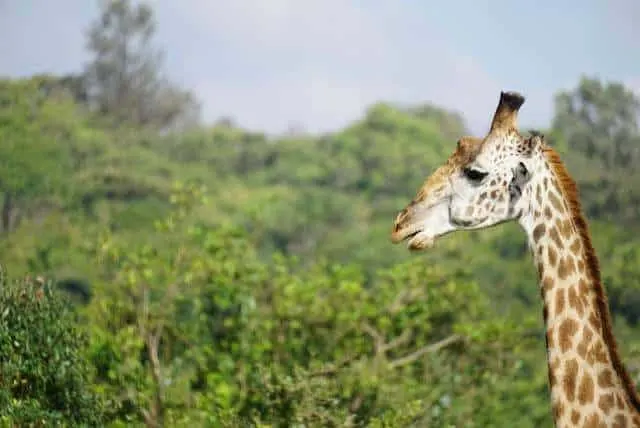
xmin=1 ymin=0 xmax=639 ymax=135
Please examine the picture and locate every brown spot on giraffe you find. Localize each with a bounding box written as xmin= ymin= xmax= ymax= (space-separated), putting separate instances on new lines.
xmin=556 ymin=288 xmax=566 ymax=315
xmin=558 ymin=256 xmax=575 ymax=279
xmin=533 ymin=223 xmax=545 ymax=241
xmin=599 ymin=369 xmax=615 ymax=388
xmin=578 ymin=278 xmax=589 ymax=294
xmin=577 ymin=337 xmax=589 ymax=358
xmin=577 ymin=325 xmax=594 ymax=358
xmin=589 ymin=312 xmax=602 ymax=333
xmin=549 ymin=226 xmax=563 ymax=249
xmin=546 ymin=326 xmax=554 ymax=347
xmin=558 ymin=319 xmax=578 ymax=352
xmin=548 ymin=361 xmax=557 ymax=387
xmin=599 ymin=393 xmax=616 ymax=414
xmin=563 ymin=358 xmax=579 ymax=401
xmin=583 ymin=412 xmax=604 ymax=428
xmin=570 ymin=237 xmax=581 ymax=253
xmin=553 ymin=401 xmax=565 ymax=421
xmin=617 ymin=393 xmax=628 ymax=410
xmin=613 ymin=414 xmax=628 ymax=428
xmin=558 ymin=218 xmax=573 ymax=239
xmin=554 ymin=218 xmax=564 ymax=234
xmin=568 ymin=286 xmax=584 ymax=316
xmin=578 ymin=373 xmax=595 ymax=405
xmin=548 ymin=246 xmax=558 ymax=267
xmin=590 ymin=341 xmax=609 ymax=365
xmin=571 ymin=410 xmax=581 ymax=425
xmin=577 ymin=259 xmax=586 ymax=273
xmin=549 ymin=191 xmax=565 ymax=214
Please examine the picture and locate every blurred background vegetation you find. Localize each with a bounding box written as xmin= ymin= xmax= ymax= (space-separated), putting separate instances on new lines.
xmin=2 ymin=1 xmax=640 ymax=426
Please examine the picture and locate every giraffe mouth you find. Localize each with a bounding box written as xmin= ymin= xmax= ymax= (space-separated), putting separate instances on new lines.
xmin=391 ymin=200 xmax=453 ymax=251
xmin=405 ymin=230 xmax=420 ymax=240
xmin=406 ymin=230 xmax=436 ymax=251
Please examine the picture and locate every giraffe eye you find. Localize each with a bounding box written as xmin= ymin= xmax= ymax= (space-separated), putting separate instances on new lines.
xmin=462 ymin=167 xmax=488 ymax=182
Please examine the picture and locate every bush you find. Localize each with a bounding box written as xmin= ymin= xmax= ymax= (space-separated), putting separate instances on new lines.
xmin=0 ymin=272 xmax=104 ymax=426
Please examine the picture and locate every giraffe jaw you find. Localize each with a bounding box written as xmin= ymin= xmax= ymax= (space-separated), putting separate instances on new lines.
xmin=406 ymin=230 xmax=436 ymax=251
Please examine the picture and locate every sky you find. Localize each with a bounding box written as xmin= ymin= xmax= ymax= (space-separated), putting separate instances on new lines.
xmin=1 ymin=0 xmax=639 ymax=135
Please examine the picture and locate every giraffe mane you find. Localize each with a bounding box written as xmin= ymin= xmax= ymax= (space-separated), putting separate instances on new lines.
xmin=542 ymin=144 xmax=640 ymax=412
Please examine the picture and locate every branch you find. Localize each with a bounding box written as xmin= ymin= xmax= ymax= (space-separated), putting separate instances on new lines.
xmin=388 ymin=334 xmax=464 ymax=370
xmin=387 ymin=289 xmax=410 ymax=314
xmin=387 ymin=288 xmax=424 ymax=314
xmin=145 ymin=322 xmax=164 ymax=428
xmin=361 ymin=322 xmax=412 ymax=356
xmin=308 ymin=353 xmax=360 ymax=378
xmin=381 ymin=328 xmax=412 ymax=353
xmin=361 ymin=322 xmax=384 ymax=354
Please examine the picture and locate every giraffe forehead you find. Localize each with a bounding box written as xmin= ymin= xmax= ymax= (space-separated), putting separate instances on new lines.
xmin=472 ymin=145 xmax=520 ymax=168
xmin=485 ymin=137 xmax=526 ymax=156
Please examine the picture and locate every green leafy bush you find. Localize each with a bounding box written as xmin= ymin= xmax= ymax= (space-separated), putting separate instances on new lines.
xmin=0 ymin=272 xmax=104 ymax=426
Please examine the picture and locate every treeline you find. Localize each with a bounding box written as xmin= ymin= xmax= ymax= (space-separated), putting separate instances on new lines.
xmin=2 ymin=1 xmax=640 ymax=426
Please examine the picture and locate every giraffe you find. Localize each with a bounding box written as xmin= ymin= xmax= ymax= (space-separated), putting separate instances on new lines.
xmin=390 ymin=91 xmax=640 ymax=427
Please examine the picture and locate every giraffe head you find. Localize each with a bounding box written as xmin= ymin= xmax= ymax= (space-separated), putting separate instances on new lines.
xmin=391 ymin=91 xmax=543 ymax=250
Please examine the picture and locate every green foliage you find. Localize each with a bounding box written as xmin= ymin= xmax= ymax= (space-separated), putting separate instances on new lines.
xmin=82 ymin=190 xmax=552 ymax=426
xmin=0 ymin=273 xmax=104 ymax=426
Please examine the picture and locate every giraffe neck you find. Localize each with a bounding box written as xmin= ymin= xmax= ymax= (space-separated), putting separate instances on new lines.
xmin=519 ymin=148 xmax=640 ymax=427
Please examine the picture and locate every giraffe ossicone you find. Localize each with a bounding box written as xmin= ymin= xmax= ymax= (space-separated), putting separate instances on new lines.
xmin=391 ymin=91 xmax=640 ymax=427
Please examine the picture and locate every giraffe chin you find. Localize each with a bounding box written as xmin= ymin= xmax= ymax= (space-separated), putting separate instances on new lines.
xmin=407 ymin=233 xmax=436 ymax=251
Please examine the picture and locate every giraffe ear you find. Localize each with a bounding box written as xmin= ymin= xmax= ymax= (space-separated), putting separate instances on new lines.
xmin=489 ymin=91 xmax=525 ymax=133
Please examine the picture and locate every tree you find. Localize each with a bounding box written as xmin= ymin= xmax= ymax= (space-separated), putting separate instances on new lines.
xmin=552 ymin=77 xmax=640 ymax=222
xmin=553 ymin=76 xmax=640 ymax=169
xmin=84 ymin=0 xmax=200 ymax=131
